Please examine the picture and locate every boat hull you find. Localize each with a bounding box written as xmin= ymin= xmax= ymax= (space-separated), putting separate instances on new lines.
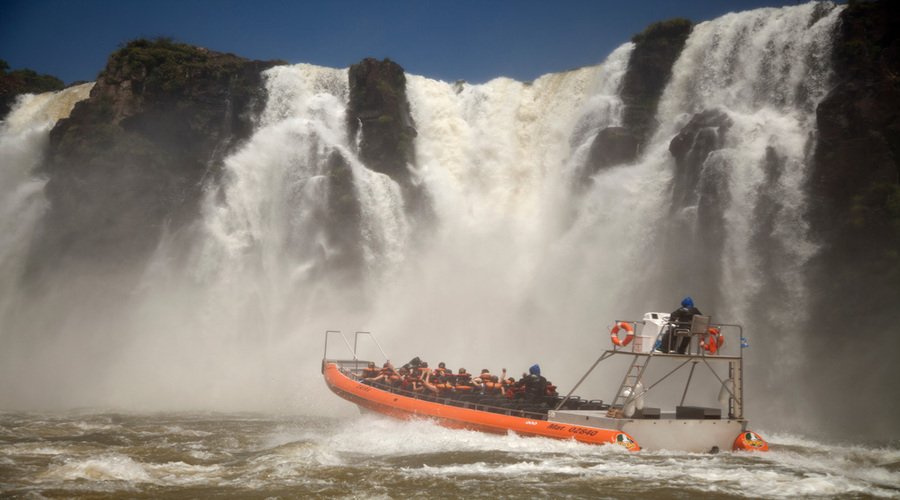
xmin=323 ymin=363 xmax=640 ymax=450
xmin=551 ymin=410 xmax=748 ymax=453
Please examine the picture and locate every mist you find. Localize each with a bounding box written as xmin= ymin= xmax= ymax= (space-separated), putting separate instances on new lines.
xmin=1 ymin=3 xmax=894 ymax=441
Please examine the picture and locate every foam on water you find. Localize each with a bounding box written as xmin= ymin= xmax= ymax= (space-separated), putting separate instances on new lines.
xmin=38 ymin=453 xmax=153 ymax=483
xmin=2 ymin=411 xmax=897 ymax=498
xmin=301 ymin=416 xmax=899 ymax=498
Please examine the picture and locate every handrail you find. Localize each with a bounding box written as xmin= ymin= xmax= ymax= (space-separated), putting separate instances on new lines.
xmin=324 ymin=330 xmax=355 ymax=361
xmin=324 ymin=330 xmax=389 ymax=363
xmin=354 ymin=331 xmax=388 ymax=362
xmin=354 ymin=377 xmax=551 ymax=421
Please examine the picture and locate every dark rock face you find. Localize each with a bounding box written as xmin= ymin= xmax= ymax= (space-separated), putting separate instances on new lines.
xmin=806 ymin=0 xmax=900 ymax=435
xmin=583 ymin=18 xmax=692 ymax=178
xmin=26 ymin=39 xmax=277 ymax=285
xmin=621 ymin=18 xmax=693 ymax=147
xmin=588 ymin=127 xmax=638 ymax=170
xmin=346 ymin=58 xmax=417 ymax=186
xmin=668 ymin=109 xmax=733 ymax=211
xmin=346 ymin=57 xmax=431 ymax=224
xmin=662 ymin=109 xmax=733 ymax=305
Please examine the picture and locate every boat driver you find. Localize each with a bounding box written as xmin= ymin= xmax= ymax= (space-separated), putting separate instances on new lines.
xmin=659 ymin=296 xmax=702 ymax=354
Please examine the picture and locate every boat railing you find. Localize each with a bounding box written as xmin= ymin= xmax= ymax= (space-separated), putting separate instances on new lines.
xmin=556 ymin=319 xmax=748 ymax=420
xmin=609 ymin=317 xmax=744 ymax=358
xmin=322 ymin=330 xmax=389 ymax=374
xmin=356 ymin=378 xmax=561 ymax=421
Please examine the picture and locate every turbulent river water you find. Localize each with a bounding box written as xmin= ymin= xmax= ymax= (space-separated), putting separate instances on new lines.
xmin=1 ymin=411 xmax=898 ymax=499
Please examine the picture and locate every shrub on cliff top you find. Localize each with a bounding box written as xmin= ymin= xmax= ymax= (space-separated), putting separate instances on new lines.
xmin=631 ymin=18 xmax=693 ymax=46
xmin=101 ymin=37 xmax=248 ymax=93
xmin=0 ymin=59 xmax=65 ymax=94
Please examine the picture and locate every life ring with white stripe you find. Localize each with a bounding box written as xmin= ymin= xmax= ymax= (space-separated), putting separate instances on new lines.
xmin=700 ymin=328 xmax=724 ymax=354
xmin=610 ymin=322 xmax=634 ymax=347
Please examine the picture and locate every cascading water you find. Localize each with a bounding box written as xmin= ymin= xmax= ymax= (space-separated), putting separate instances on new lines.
xmin=380 ymin=44 xmax=635 ymax=365
xmin=6 ymin=6 xmax=900 ymax=497
xmin=643 ymin=2 xmax=843 ymax=413
xmin=0 ymin=4 xmax=847 ymax=432
xmin=0 ymin=84 xmax=93 ymax=321
xmin=0 ymin=84 xmax=95 ymax=404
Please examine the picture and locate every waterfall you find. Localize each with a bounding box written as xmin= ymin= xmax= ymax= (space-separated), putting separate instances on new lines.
xmin=380 ymin=44 xmax=635 ymax=365
xmin=0 ymin=4 xmax=847 ymax=424
xmin=651 ymin=3 xmax=842 ymax=363
xmin=0 ymin=84 xmax=93 ymax=332
xmin=631 ymin=2 xmax=844 ymax=421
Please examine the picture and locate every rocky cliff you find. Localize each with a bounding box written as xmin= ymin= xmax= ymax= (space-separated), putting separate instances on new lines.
xmin=26 ymin=38 xmax=278 ymax=286
xmin=584 ymin=18 xmax=692 ymax=177
xmin=806 ymin=0 xmax=900 ymax=420
xmin=347 ymin=58 xmax=417 ymax=185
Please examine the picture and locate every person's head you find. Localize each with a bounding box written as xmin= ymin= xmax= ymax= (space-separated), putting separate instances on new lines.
xmin=368 ymin=362 xmax=376 ymax=369
xmin=459 ymin=368 xmax=467 ymax=374
xmin=438 ymin=362 xmax=446 ymax=369
xmin=481 ymin=369 xmax=490 ymax=375
xmin=421 ymin=361 xmax=428 ymax=368
xmin=491 ymin=376 xmax=499 ymax=383
xmin=529 ymin=364 xmax=541 ymax=376
xmin=681 ymin=296 xmax=694 ymax=308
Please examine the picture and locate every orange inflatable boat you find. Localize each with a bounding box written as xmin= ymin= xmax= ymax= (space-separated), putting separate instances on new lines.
xmin=322 ymin=313 xmax=770 ymax=453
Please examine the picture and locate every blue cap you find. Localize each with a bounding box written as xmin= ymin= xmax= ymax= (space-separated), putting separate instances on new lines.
xmin=681 ymin=297 xmax=693 ymax=307
xmin=529 ymin=364 xmax=541 ymax=375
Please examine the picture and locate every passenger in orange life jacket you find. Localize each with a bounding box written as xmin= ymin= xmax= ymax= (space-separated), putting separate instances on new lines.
xmin=484 ymin=375 xmax=504 ymax=395
xmin=474 ymin=368 xmax=507 ymax=394
xmin=361 ymin=362 xmax=380 ymax=379
xmin=433 ymin=362 xmax=452 ymax=377
xmin=453 ymin=368 xmax=474 ymax=391
xmin=423 ymin=371 xmax=454 ymax=395
xmin=369 ymin=362 xmax=399 ymax=386
xmin=472 ymin=369 xmax=491 ymax=392
xmin=502 ymin=376 xmax=519 ymax=398
xmin=414 ymin=361 xmax=432 ymax=382
xmin=397 ymin=366 xmax=416 ymax=391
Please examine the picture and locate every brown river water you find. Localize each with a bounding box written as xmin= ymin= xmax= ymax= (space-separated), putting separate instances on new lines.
xmin=1 ymin=410 xmax=897 ymax=499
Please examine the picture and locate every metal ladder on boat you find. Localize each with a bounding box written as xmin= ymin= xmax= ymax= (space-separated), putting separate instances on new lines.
xmin=608 ymin=355 xmax=649 ymax=416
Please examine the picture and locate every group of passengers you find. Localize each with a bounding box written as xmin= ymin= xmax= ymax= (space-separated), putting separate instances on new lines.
xmin=361 ymin=357 xmax=556 ymax=403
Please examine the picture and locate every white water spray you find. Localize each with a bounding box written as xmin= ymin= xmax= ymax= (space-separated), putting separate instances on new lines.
xmin=0 ymin=5 xmax=848 ymax=433
xmin=0 ymin=84 xmax=93 ymax=333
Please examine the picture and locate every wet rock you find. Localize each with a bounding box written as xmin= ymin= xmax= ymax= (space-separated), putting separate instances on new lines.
xmin=621 ymin=18 xmax=693 ymax=148
xmin=587 ymin=126 xmax=639 ymax=172
xmin=26 ymin=38 xmax=278 ymax=285
xmin=806 ymin=0 xmax=900 ymax=436
xmin=668 ymin=108 xmax=733 ymax=209
xmin=346 ymin=58 xmax=417 ymax=185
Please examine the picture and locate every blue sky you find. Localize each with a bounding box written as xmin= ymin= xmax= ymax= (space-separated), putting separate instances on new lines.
xmin=3 ymin=0 xmax=817 ymax=85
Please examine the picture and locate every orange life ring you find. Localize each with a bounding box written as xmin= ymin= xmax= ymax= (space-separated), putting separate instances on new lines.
xmin=610 ymin=322 xmax=634 ymax=347
xmin=700 ymin=328 xmax=724 ymax=354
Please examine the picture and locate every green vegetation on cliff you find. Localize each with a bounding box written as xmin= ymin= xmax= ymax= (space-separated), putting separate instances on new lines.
xmin=100 ymin=37 xmax=270 ymax=95
xmin=0 ymin=60 xmax=65 ymax=93
xmin=0 ymin=59 xmax=66 ymax=118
